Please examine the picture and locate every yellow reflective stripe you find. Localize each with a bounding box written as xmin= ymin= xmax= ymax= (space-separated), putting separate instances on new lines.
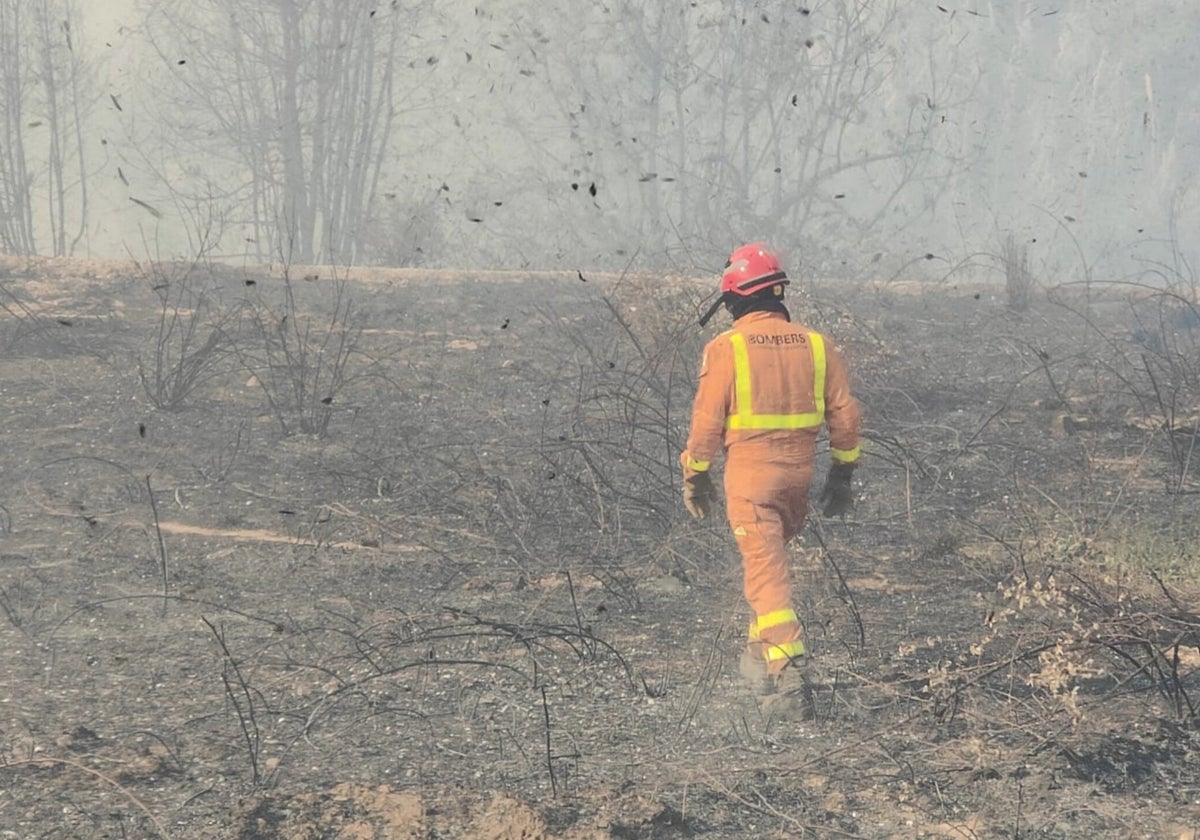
xmin=765 ymin=639 xmax=807 ymax=662
xmin=728 ymin=332 xmax=755 ymax=428
xmin=831 ymin=445 xmax=861 ymax=463
xmin=724 ymin=331 xmax=826 ymax=430
xmin=729 ymin=412 xmax=824 ymax=429
xmin=810 ymin=332 xmax=827 ymax=419
xmin=755 ymin=608 xmax=799 ymax=633
xmin=685 ymin=455 xmax=711 ymax=472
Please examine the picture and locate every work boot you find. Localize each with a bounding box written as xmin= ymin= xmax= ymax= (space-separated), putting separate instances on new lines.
xmin=761 ymin=661 xmax=816 ymax=722
xmin=738 ymin=646 xmax=772 ymax=697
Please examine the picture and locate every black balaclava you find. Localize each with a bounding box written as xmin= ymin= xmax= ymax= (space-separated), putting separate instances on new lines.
xmin=725 ymin=284 xmax=790 ymax=322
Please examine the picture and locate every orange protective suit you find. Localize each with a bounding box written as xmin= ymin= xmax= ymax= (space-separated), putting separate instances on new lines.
xmin=681 ymin=310 xmax=861 ymax=674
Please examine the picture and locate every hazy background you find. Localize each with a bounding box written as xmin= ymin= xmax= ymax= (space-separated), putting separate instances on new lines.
xmin=5 ymin=0 xmax=1197 ymax=285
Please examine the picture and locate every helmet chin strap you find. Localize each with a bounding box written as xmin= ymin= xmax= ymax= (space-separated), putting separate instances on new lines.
xmin=698 ymin=295 xmax=725 ymax=327
xmin=699 ymin=284 xmax=789 ymax=327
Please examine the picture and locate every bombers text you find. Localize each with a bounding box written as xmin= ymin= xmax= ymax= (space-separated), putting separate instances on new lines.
xmin=744 ymin=332 xmax=809 ymax=346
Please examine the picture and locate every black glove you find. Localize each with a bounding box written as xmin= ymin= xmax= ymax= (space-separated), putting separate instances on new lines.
xmin=683 ymin=471 xmax=715 ymax=520
xmin=820 ymin=462 xmax=857 ymax=518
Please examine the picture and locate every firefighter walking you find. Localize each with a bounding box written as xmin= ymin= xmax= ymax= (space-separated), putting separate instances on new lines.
xmin=680 ymin=243 xmax=862 ymax=720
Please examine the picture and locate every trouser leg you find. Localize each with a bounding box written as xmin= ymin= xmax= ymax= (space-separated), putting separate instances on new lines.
xmin=727 ymin=496 xmax=805 ymax=675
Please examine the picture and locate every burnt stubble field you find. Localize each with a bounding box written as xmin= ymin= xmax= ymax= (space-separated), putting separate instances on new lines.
xmin=1 ymin=256 xmax=1199 ymax=839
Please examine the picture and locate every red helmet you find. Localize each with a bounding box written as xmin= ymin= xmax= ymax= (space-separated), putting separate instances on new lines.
xmin=720 ymin=242 xmax=788 ymax=296
xmin=698 ymin=242 xmax=789 ymax=327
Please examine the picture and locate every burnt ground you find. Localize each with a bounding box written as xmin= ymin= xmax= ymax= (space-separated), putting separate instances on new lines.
xmin=1 ymin=256 xmax=1199 ymax=839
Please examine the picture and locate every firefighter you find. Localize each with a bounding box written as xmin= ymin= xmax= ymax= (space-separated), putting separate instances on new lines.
xmin=680 ymin=242 xmax=862 ymax=720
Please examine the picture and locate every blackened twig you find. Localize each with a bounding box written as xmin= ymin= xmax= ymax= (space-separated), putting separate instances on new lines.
xmin=541 ymin=686 xmax=557 ymax=797
xmin=145 ymin=475 xmax=169 ymax=616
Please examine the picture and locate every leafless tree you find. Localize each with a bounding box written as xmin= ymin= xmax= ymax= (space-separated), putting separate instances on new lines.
xmin=502 ymin=0 xmax=975 ymax=270
xmin=139 ymin=0 xmax=431 ymax=265
xmin=0 ymin=0 xmax=89 ymax=256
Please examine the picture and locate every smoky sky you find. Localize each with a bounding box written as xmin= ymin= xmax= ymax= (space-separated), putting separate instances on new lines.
xmin=55 ymin=1 xmax=1200 ymax=280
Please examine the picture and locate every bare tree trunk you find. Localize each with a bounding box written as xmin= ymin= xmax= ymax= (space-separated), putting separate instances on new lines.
xmin=34 ymin=5 xmax=66 ymax=256
xmin=0 ymin=1 xmax=36 ymax=254
xmin=64 ymin=9 xmax=88 ymax=255
xmin=276 ymin=0 xmax=314 ymax=263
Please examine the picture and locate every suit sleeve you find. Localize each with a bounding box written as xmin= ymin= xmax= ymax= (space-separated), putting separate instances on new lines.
xmin=823 ymin=339 xmax=862 ymax=464
xmin=681 ymin=336 xmax=732 ymax=478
